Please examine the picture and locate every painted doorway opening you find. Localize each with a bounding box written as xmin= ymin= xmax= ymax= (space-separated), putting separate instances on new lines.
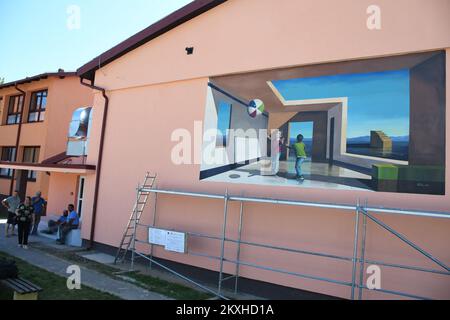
xmin=329 ymin=117 xmax=335 ymax=165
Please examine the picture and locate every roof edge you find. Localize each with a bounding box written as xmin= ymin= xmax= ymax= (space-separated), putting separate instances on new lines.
xmin=77 ymin=0 xmax=227 ymax=81
xmin=0 ymin=72 xmax=77 ymax=90
xmin=42 ymin=152 xmax=71 ymax=165
xmin=0 ymin=161 xmax=96 ymax=171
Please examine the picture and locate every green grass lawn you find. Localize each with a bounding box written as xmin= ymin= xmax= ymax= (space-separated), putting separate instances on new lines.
xmin=0 ymin=251 xmax=120 ymax=300
xmin=121 ymin=271 xmax=213 ymax=300
xmin=32 ymin=245 xmax=213 ymax=300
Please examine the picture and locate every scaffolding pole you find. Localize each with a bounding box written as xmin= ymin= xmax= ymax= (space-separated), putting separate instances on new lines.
xmin=360 ymin=209 xmax=450 ymax=272
xmin=234 ymin=201 xmax=244 ymax=294
xmin=149 ymin=192 xmax=158 ymax=270
xmin=130 ymin=184 xmax=140 ymax=271
xmin=217 ymin=189 xmax=229 ymax=296
xmin=351 ymin=199 xmax=361 ymax=300
xmin=358 ymin=202 xmax=368 ymax=300
xmin=146 ymin=188 xmax=450 ymax=219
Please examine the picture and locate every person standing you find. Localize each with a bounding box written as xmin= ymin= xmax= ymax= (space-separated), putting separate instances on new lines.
xmin=30 ymin=191 xmax=47 ymax=235
xmin=287 ymin=134 xmax=308 ymax=181
xmin=1 ymin=191 xmax=21 ymax=238
xmin=274 ymin=131 xmax=285 ymax=174
xmin=16 ymin=197 xmax=34 ymax=249
xmin=268 ymin=130 xmax=285 ymax=175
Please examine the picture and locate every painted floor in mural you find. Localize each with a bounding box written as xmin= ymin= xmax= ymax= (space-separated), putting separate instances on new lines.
xmin=204 ymin=160 xmax=374 ymax=191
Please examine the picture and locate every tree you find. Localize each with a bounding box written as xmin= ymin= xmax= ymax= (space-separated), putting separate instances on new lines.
xmin=0 ymin=77 xmax=4 ymax=84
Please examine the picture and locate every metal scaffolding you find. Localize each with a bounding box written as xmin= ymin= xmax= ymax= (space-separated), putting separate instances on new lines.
xmin=123 ymin=185 xmax=450 ymax=300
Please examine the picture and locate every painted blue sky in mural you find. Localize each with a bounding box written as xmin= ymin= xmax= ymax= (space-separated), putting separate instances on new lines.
xmin=289 ymin=122 xmax=313 ymax=140
xmin=272 ymin=69 xmax=410 ymax=138
xmin=217 ymin=101 xmax=232 ymax=142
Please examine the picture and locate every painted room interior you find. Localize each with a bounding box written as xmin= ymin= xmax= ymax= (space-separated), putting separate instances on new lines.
xmin=201 ymin=51 xmax=446 ymax=195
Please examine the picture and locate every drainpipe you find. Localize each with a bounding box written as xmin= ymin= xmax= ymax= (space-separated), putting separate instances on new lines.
xmin=9 ymin=83 xmax=26 ymax=196
xmin=79 ymin=77 xmax=109 ymax=250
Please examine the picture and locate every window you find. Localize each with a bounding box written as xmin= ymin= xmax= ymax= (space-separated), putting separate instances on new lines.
xmin=22 ymin=147 xmax=40 ymax=181
xmin=6 ymin=95 xmax=24 ymax=125
xmin=0 ymin=147 xmax=16 ymax=178
xmin=216 ymin=101 xmax=232 ymax=147
xmin=28 ymin=90 xmax=47 ymax=122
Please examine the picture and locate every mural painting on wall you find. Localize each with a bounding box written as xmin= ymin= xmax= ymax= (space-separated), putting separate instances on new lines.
xmin=199 ymin=51 xmax=446 ymax=195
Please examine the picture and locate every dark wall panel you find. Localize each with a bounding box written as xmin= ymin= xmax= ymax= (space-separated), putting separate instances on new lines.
xmin=409 ymin=52 xmax=446 ymax=166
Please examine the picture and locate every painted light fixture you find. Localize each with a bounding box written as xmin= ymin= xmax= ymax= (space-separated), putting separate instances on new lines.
xmin=247 ymin=99 xmax=265 ymax=118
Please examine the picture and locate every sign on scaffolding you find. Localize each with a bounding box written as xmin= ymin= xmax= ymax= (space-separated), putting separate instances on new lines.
xmin=148 ymin=227 xmax=187 ymax=254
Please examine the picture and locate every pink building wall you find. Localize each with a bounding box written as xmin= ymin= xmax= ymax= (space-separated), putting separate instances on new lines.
xmin=81 ymin=0 xmax=450 ymax=299
xmin=46 ymin=173 xmax=78 ymax=217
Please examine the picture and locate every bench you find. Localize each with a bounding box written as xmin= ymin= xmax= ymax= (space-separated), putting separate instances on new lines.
xmin=37 ymin=219 xmax=82 ymax=247
xmin=1 ymin=278 xmax=42 ymax=300
xmin=66 ymin=229 xmax=82 ymax=247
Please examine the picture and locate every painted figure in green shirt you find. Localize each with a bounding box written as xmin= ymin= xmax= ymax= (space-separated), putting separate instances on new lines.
xmin=288 ymin=134 xmax=307 ymax=180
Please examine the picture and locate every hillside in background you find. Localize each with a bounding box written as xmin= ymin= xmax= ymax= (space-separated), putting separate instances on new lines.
xmin=347 ymin=135 xmax=409 ymax=144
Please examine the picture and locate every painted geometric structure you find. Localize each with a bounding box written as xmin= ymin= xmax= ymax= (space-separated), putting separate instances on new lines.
xmin=370 ymin=131 xmax=393 ymax=151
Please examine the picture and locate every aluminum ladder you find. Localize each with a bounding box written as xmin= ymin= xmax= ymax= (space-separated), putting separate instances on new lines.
xmin=114 ymin=172 xmax=157 ymax=264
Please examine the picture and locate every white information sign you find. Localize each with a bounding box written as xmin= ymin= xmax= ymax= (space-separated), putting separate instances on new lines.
xmin=165 ymin=231 xmax=187 ymax=254
xmin=148 ymin=227 xmax=187 ymax=254
xmin=148 ymin=228 xmax=167 ymax=246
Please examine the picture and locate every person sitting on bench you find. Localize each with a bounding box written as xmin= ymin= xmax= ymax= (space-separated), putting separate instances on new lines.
xmin=57 ymin=205 xmax=79 ymax=245
xmin=43 ymin=210 xmax=68 ymax=235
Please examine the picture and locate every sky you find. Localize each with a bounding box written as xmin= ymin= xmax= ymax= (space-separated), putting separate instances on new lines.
xmin=0 ymin=0 xmax=192 ymax=83
xmin=273 ymin=69 xmax=410 ymax=138
xmin=217 ymin=101 xmax=231 ymax=143
xmin=289 ymin=122 xmax=313 ymax=141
